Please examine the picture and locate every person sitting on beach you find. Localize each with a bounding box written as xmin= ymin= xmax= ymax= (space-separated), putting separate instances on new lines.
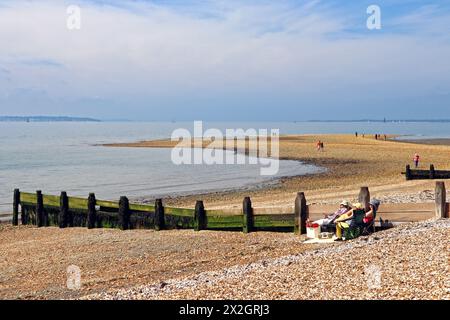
xmin=312 ymin=200 xmax=352 ymax=229
xmin=364 ymin=199 xmax=381 ymax=227
xmin=334 ymin=202 xmax=365 ymax=241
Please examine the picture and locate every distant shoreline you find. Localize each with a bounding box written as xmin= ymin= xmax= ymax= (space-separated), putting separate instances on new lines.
xmin=0 ymin=116 xmax=101 ymax=122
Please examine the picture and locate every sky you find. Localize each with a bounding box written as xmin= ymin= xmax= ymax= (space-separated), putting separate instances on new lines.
xmin=0 ymin=0 xmax=449 ymax=121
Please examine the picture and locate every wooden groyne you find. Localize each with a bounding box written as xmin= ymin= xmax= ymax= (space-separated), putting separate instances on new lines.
xmin=403 ymin=164 xmax=450 ymax=180
xmin=10 ymin=182 xmax=449 ymax=233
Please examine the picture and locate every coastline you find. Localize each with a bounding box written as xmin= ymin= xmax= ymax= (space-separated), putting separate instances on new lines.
xmin=2 ymin=134 xmax=449 ymax=299
xmin=104 ymin=134 xmax=450 ymax=209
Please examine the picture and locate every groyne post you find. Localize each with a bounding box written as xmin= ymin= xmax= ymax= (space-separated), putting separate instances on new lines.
xmin=59 ymin=191 xmax=69 ymax=228
xmin=194 ymin=200 xmax=206 ymax=231
xmin=12 ymin=189 xmax=20 ymax=226
xmin=294 ymin=192 xmax=308 ymax=235
xmin=359 ymin=187 xmax=371 ymax=212
xmin=435 ymin=182 xmax=447 ymax=218
xmin=430 ymin=164 xmax=435 ymax=179
xmin=87 ymin=193 xmax=97 ymax=229
xmin=118 ymin=196 xmax=130 ymax=230
xmin=405 ymin=165 xmax=412 ymax=180
xmin=243 ymin=197 xmax=254 ymax=233
xmin=36 ymin=190 xmax=44 ymax=227
xmin=154 ymin=199 xmax=165 ymax=231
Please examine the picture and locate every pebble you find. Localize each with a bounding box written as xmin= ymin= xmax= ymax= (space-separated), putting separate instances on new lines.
xmin=83 ymin=219 xmax=450 ymax=300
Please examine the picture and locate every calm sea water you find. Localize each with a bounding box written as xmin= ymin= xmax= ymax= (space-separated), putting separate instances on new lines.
xmin=1 ymin=121 xmax=450 ymax=213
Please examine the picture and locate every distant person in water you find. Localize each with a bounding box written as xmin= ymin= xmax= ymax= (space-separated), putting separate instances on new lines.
xmin=355 ymin=132 xmax=358 ymax=138
xmin=413 ymin=153 xmax=420 ymax=168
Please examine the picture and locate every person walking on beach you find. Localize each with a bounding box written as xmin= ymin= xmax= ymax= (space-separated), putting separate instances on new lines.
xmin=413 ymin=153 xmax=420 ymax=168
xmin=317 ymin=140 xmax=321 ymax=152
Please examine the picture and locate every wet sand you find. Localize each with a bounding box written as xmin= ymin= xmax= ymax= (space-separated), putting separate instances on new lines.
xmin=104 ymin=135 xmax=450 ymax=209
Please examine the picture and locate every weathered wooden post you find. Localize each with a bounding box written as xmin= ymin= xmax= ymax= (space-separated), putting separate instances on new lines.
xmin=21 ymin=192 xmax=27 ymax=225
xmin=87 ymin=193 xmax=97 ymax=229
xmin=194 ymin=200 xmax=206 ymax=231
xmin=243 ymin=197 xmax=254 ymax=233
xmin=430 ymin=164 xmax=435 ymax=180
xmin=405 ymin=165 xmax=412 ymax=180
xmin=435 ymin=182 xmax=447 ymax=218
xmin=59 ymin=191 xmax=69 ymax=228
xmin=12 ymin=189 xmax=20 ymax=226
xmin=154 ymin=199 xmax=165 ymax=231
xmin=244 ymin=137 xmax=250 ymax=156
xmin=36 ymin=190 xmax=44 ymax=227
xmin=294 ymin=192 xmax=308 ymax=235
xmin=118 ymin=196 xmax=130 ymax=230
xmin=359 ymin=187 xmax=371 ymax=212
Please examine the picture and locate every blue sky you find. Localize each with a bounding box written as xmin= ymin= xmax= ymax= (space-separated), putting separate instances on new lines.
xmin=0 ymin=0 xmax=449 ymax=120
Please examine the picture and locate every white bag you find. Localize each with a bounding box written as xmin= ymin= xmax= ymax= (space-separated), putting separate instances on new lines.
xmin=306 ymin=226 xmax=320 ymax=239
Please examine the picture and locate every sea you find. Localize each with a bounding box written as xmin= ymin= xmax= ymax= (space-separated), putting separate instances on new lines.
xmin=1 ymin=121 xmax=450 ymax=213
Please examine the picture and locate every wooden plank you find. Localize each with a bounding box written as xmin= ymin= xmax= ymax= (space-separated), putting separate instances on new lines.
xmin=68 ymin=197 xmax=89 ymax=210
xmin=206 ymin=214 xmax=243 ymax=228
xmin=205 ymin=208 xmax=242 ymax=215
xmin=377 ymin=212 xmax=434 ymax=222
xmin=43 ymin=194 xmax=60 ymax=207
xmin=129 ymin=203 xmax=155 ymax=212
xmin=253 ymin=207 xmax=293 ymax=215
xmin=378 ymin=203 xmax=434 ymax=213
xmin=165 ymin=207 xmax=195 ymax=217
xmin=20 ymin=192 xmax=36 ymax=204
xmin=95 ymin=199 xmax=119 ymax=209
xmin=308 ymin=203 xmax=435 ymax=223
xmin=254 ymin=214 xmax=295 ymax=228
xmin=307 ymin=205 xmax=340 ymax=215
xmin=308 ymin=203 xmax=435 ymax=214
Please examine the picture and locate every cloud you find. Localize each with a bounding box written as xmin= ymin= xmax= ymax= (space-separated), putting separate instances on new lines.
xmin=0 ymin=0 xmax=449 ymax=119
xmin=19 ymin=58 xmax=64 ymax=68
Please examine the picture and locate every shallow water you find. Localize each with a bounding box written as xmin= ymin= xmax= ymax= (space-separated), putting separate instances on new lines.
xmin=0 ymin=122 xmax=318 ymax=213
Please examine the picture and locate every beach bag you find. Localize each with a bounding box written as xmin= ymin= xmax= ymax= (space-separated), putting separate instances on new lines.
xmin=306 ymin=222 xmax=320 ymax=239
